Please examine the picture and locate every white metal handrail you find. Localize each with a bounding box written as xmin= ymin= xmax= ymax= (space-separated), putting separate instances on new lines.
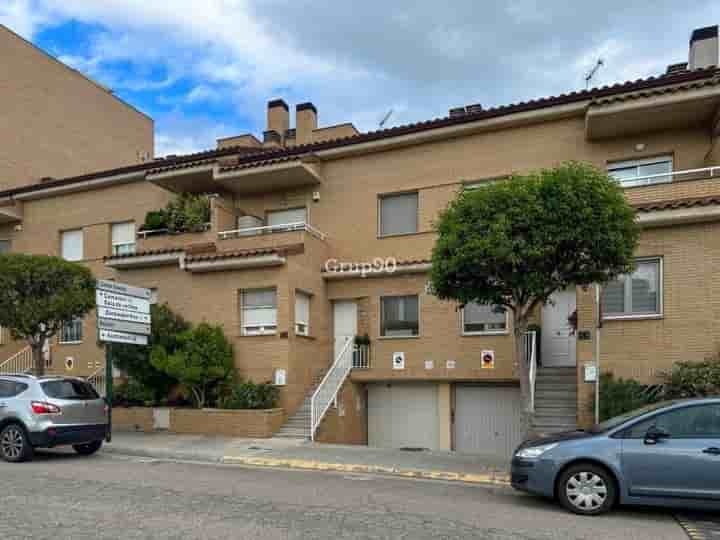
xmin=0 ymin=346 xmax=33 ymax=375
xmin=310 ymin=336 xmax=355 ymax=441
xmin=352 ymin=344 xmax=370 ymax=369
xmin=218 ymin=222 xmax=328 ymax=242
xmin=524 ymin=331 xmax=538 ymax=413
xmin=137 ymin=223 xmax=211 ymax=239
xmin=621 ymin=165 xmax=720 ymax=187
xmin=86 ymin=367 xmax=107 ymax=397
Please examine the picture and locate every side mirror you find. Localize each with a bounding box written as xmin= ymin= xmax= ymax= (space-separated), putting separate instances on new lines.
xmin=644 ymin=425 xmax=670 ymax=444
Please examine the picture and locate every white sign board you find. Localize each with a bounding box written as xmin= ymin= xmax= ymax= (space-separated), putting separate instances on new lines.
xmin=392 ymin=352 xmax=405 ymax=370
xmin=97 ymin=279 xmax=151 ymax=299
xmin=99 ymin=329 xmax=148 ymax=346
xmin=97 ymin=290 xmax=150 ymax=314
xmin=98 ymin=306 xmax=151 ymax=325
xmin=584 ymin=362 xmax=598 ymax=383
xmin=97 ymin=318 xmax=151 ymax=336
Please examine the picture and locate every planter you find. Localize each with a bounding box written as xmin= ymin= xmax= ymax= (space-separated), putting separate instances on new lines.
xmin=169 ymin=408 xmax=285 ymax=438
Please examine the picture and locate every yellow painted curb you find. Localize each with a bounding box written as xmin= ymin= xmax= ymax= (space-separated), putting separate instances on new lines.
xmin=222 ymin=456 xmax=510 ymax=486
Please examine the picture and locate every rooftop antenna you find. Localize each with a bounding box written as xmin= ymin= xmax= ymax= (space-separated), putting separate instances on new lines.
xmin=585 ymin=58 xmax=605 ymax=89
xmin=379 ymin=109 xmax=394 ymax=128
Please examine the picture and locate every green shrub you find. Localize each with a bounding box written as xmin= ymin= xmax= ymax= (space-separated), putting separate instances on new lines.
xmin=142 ymin=210 xmax=168 ymax=231
xmin=142 ymin=193 xmax=210 ymax=234
xmin=220 ymin=381 xmax=280 ymax=410
xmin=663 ymin=357 xmax=720 ymax=398
xmin=599 ymin=372 xmax=659 ymax=421
xmin=112 ymin=379 xmax=156 ymax=407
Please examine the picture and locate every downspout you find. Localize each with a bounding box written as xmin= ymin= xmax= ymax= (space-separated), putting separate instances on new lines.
xmin=594 ymin=284 xmax=602 ymax=425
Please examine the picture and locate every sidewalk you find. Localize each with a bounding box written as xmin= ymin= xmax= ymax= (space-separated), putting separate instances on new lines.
xmin=103 ymin=431 xmax=511 ymax=486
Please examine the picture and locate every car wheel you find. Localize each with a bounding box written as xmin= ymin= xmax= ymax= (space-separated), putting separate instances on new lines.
xmin=73 ymin=440 xmax=103 ymax=456
xmin=558 ymin=464 xmax=616 ymax=515
xmin=0 ymin=424 xmax=34 ymax=463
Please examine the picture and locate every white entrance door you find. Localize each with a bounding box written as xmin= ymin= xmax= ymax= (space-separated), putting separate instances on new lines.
xmin=541 ymin=289 xmax=577 ymax=367
xmin=333 ymin=301 xmax=357 ymax=359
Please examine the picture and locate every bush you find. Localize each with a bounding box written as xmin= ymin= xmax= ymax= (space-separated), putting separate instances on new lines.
xmin=220 ymin=381 xmax=280 ymax=410
xmin=142 ymin=210 xmax=168 ymax=231
xmin=142 ymin=193 xmax=210 ymax=233
xmin=663 ymin=357 xmax=720 ymax=398
xmin=599 ymin=373 xmax=659 ymax=421
xmin=112 ymin=379 xmax=156 ymax=407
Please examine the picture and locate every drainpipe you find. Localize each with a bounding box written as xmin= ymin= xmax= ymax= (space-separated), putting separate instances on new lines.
xmin=595 ymin=284 xmax=602 ymax=425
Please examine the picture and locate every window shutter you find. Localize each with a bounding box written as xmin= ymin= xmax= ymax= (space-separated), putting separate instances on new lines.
xmin=295 ymin=292 xmax=310 ymax=324
xmin=112 ymin=222 xmax=135 ymax=245
xmin=61 ymin=230 xmax=83 ymax=261
xmin=267 ymin=208 xmax=307 ymax=227
xmin=380 ymin=193 xmax=418 ymax=236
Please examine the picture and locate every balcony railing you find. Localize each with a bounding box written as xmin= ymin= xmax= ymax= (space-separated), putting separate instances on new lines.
xmin=137 ymin=223 xmax=212 ymax=239
xmin=621 ymin=166 xmax=720 ymax=188
xmin=218 ymin=222 xmax=327 ymax=241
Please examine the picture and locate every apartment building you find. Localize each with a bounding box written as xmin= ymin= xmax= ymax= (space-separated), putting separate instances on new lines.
xmin=0 ymin=25 xmax=719 ymax=458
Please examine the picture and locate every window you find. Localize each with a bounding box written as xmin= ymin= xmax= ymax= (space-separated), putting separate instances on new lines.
xmin=0 ymin=240 xmax=11 ymax=254
xmin=61 ymin=229 xmax=83 ymax=261
xmin=608 ymin=156 xmax=673 ymax=187
xmin=60 ymin=318 xmax=83 ymax=343
xmin=379 ymin=192 xmax=418 ymax=237
xmin=241 ymin=288 xmax=277 ymax=335
xmin=462 ymin=302 xmax=508 ymax=334
xmin=267 ymin=207 xmax=307 ymax=228
xmin=603 ymin=258 xmax=662 ymax=318
xmin=41 ymin=379 xmax=99 ymax=400
xmin=149 ymin=288 xmax=159 ymax=305
xmin=381 ymin=295 xmax=419 ymax=337
xmin=623 ymin=405 xmax=720 ymax=439
xmin=295 ymin=291 xmax=311 ymax=336
xmin=0 ymin=380 xmax=28 ymax=398
xmin=111 ymin=222 xmax=136 ymax=256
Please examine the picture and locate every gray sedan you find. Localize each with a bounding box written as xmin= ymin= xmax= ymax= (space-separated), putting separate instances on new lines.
xmin=512 ymin=398 xmax=720 ymax=515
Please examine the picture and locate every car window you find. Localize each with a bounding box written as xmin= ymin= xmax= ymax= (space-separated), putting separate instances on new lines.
xmin=41 ymin=380 xmax=99 ymax=400
xmin=623 ymin=404 xmax=720 ymax=439
xmin=0 ymin=380 xmax=28 ymax=398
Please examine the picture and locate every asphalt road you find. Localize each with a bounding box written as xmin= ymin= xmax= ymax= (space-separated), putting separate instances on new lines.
xmin=0 ymin=449 xmax=691 ymax=540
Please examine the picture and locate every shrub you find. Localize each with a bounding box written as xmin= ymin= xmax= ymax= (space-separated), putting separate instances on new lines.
xmin=141 ymin=193 xmax=210 ymax=233
xmin=220 ymin=381 xmax=280 ymax=410
xmin=663 ymin=357 xmax=720 ymax=398
xmin=142 ymin=210 xmax=168 ymax=231
xmin=112 ymin=379 xmax=155 ymax=407
xmin=599 ymin=372 xmax=659 ymax=421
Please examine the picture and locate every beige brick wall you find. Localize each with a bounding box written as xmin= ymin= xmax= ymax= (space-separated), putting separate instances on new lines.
xmin=0 ymin=25 xmax=153 ymax=190
xmin=169 ymin=408 xmax=285 ymax=438
xmin=316 ymin=381 xmax=368 ymax=445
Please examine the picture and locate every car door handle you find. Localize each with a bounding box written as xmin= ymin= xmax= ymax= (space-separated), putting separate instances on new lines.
xmin=703 ymin=447 xmax=720 ymax=455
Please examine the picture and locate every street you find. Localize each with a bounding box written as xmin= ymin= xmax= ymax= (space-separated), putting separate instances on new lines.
xmin=1 ymin=450 xmax=691 ymax=540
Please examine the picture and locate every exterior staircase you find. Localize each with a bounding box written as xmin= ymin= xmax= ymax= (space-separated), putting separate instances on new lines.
xmin=531 ymin=366 xmax=578 ymax=434
xmin=0 ymin=346 xmax=33 ymax=375
xmin=273 ymin=368 xmax=327 ymax=440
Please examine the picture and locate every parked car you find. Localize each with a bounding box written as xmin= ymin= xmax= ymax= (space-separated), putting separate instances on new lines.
xmin=0 ymin=374 xmax=108 ymax=463
xmin=512 ymin=398 xmax=720 ymax=515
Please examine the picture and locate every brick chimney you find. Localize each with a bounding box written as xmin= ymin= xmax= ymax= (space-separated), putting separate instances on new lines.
xmin=266 ymin=99 xmax=289 ymax=144
xmin=689 ymin=25 xmax=719 ymax=70
xmin=296 ymin=102 xmax=318 ymax=145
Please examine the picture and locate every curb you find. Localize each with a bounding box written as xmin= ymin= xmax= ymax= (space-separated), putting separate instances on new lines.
xmin=221 ymin=455 xmax=511 ymax=486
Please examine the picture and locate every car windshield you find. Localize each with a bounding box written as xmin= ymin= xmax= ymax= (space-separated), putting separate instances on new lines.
xmin=589 ymin=400 xmax=680 ymax=433
xmin=41 ymin=380 xmax=99 ymax=400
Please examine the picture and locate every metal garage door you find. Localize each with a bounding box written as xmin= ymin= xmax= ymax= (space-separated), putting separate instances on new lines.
xmin=454 ymin=385 xmax=525 ymax=458
xmin=368 ymin=383 xmax=439 ymax=450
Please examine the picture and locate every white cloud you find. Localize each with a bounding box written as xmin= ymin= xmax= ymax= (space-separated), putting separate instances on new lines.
xmin=0 ymin=0 xmax=50 ymax=39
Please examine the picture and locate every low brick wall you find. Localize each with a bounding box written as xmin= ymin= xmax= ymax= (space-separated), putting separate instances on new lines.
xmin=113 ymin=407 xmax=155 ymax=433
xmin=169 ymin=408 xmax=285 ymax=438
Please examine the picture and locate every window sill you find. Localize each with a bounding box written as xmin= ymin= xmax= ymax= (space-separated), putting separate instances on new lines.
xmin=58 ymin=341 xmax=83 ymax=345
xmin=602 ymin=314 xmax=663 ymax=321
xmin=377 ymin=335 xmax=420 ymax=340
xmin=295 ymin=334 xmax=316 ymax=340
xmin=462 ymin=330 xmax=510 ymax=337
xmin=240 ymin=333 xmax=277 ymax=338
xmin=377 ymin=230 xmax=433 ymax=239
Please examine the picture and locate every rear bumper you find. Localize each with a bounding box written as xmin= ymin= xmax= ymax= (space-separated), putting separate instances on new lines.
xmin=29 ymin=424 xmax=108 ymax=448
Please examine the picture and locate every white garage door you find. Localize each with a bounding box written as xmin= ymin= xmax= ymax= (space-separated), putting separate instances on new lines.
xmin=368 ymin=383 xmax=439 ymax=450
xmin=454 ymin=385 xmax=525 ymax=458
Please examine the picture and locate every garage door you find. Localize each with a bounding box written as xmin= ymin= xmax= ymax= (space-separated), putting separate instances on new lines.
xmin=368 ymin=383 xmax=439 ymax=450
xmin=454 ymin=385 xmax=525 ymax=458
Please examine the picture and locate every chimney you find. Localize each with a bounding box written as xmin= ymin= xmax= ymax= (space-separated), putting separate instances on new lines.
xmin=267 ymin=99 xmax=290 ymax=137
xmin=689 ymin=25 xmax=719 ymax=70
xmin=296 ymin=102 xmax=318 ymax=145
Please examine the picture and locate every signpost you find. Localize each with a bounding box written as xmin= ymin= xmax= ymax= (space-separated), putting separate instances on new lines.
xmin=96 ymin=280 xmax=152 ymax=442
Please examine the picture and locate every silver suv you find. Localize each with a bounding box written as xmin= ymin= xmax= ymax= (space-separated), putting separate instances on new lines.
xmin=0 ymin=375 xmax=108 ymax=463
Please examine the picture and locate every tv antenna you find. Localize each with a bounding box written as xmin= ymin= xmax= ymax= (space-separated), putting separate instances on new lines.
xmin=585 ymin=58 xmax=605 ymax=89
xmin=379 ymin=109 xmax=394 ymax=128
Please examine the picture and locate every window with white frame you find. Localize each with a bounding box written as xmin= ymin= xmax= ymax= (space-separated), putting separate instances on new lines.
xmin=0 ymin=239 xmax=11 ymax=254
xmin=603 ymin=258 xmax=662 ymax=318
xmin=61 ymin=229 xmax=83 ymax=261
xmin=267 ymin=207 xmax=307 ymax=229
xmin=60 ymin=318 xmax=83 ymax=343
xmin=379 ymin=192 xmax=418 ymax=237
xmin=462 ymin=302 xmax=508 ymax=334
xmin=149 ymin=288 xmax=159 ymax=305
xmin=295 ymin=291 xmax=311 ymax=336
xmin=381 ymin=295 xmax=419 ymax=337
xmin=111 ymin=222 xmax=136 ymax=256
xmin=241 ymin=288 xmax=277 ymax=335
xmin=607 ymin=156 xmax=673 ymax=187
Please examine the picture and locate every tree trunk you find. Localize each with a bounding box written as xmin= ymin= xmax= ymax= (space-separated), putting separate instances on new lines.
xmin=513 ymin=316 xmax=533 ymax=431
xmin=31 ymin=342 xmax=45 ymax=377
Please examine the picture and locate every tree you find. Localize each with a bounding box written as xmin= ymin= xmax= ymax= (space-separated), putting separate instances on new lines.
xmin=0 ymin=254 xmax=96 ymax=375
xmin=150 ymin=322 xmax=234 ymax=408
xmin=431 ymin=162 xmax=639 ymax=415
xmin=107 ymin=303 xmax=190 ymax=401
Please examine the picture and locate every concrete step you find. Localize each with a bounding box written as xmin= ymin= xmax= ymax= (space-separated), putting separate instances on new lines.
xmin=275 ymin=431 xmax=309 ymax=438
xmin=533 ymin=415 xmax=577 ymax=424
xmin=535 ymin=407 xmax=577 ymax=416
xmin=535 ymin=390 xmax=577 ymax=398
xmin=535 ymin=384 xmax=577 ymax=392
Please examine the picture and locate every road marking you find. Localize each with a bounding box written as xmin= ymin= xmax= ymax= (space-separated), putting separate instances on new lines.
xmin=676 ymin=514 xmax=720 ymax=540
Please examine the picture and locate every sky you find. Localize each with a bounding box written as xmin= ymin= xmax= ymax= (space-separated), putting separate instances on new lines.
xmin=1 ymin=1 xmax=719 ymax=157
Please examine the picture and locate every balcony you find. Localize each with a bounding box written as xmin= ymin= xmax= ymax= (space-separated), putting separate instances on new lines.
xmin=217 ymin=221 xmax=327 ymax=252
xmin=0 ymin=200 xmax=22 ymax=224
xmin=136 ymin=224 xmax=214 ymax=252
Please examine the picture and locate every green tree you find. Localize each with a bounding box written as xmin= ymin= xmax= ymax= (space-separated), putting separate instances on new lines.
xmin=0 ymin=254 xmax=96 ymax=376
xmin=107 ymin=303 xmax=190 ymax=401
xmin=150 ymin=322 xmax=234 ymax=408
xmin=431 ymin=162 xmax=639 ymax=414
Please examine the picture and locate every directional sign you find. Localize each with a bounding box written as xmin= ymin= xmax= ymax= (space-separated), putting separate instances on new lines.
xmin=99 ymin=329 xmax=148 ymax=346
xmin=97 ymin=279 xmax=151 ymax=300
xmin=97 ymin=290 xmax=150 ymax=314
xmin=98 ymin=306 xmax=151 ymax=325
xmin=97 ymin=318 xmax=151 ymax=336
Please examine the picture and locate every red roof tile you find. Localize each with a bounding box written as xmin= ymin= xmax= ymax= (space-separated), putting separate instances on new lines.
xmin=634 ymin=195 xmax=720 ymax=212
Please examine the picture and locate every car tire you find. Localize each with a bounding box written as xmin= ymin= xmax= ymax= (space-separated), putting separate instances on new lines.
xmin=557 ymin=464 xmax=616 ymax=516
xmin=0 ymin=423 xmax=34 ymax=463
xmin=73 ymin=440 xmax=103 ymax=456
